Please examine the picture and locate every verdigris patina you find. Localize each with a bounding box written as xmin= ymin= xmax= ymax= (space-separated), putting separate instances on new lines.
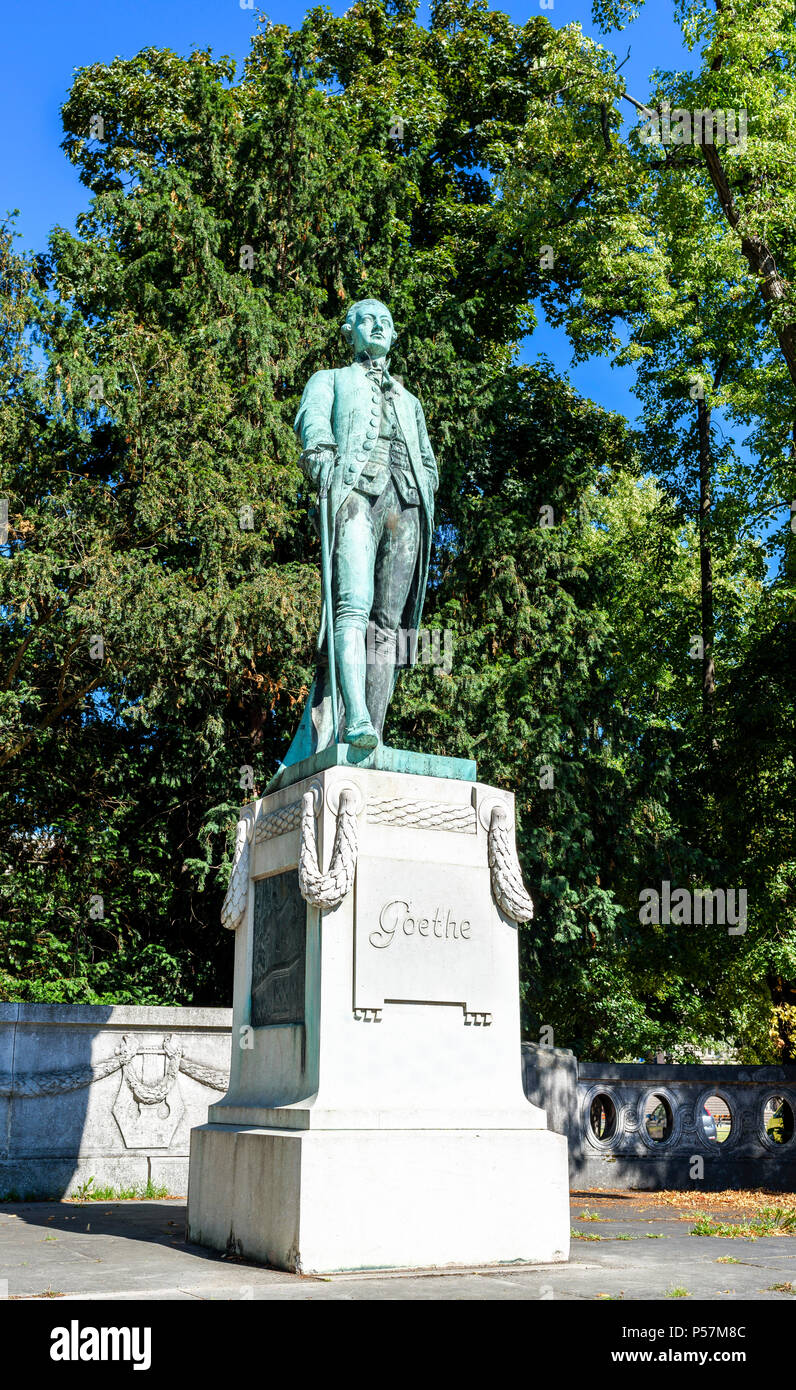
xmin=271 ymin=299 xmax=438 ymax=787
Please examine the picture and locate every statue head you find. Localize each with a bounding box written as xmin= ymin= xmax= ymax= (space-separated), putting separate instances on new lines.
xmin=341 ymin=299 xmax=396 ymax=361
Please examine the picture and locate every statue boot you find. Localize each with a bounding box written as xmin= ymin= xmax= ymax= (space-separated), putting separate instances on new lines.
xmin=335 ymin=624 xmax=378 ymax=749
xmin=365 ymin=623 xmax=398 ymax=740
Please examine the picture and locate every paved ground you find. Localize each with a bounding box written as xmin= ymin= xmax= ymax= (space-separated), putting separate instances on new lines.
xmin=1 ymin=1191 xmax=795 ymax=1300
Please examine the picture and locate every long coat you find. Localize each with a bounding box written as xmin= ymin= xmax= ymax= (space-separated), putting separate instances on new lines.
xmin=269 ymin=360 xmax=439 ymax=787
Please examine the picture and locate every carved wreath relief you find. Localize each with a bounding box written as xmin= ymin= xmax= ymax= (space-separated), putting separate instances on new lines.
xmin=0 ymin=1034 xmax=230 ymax=1151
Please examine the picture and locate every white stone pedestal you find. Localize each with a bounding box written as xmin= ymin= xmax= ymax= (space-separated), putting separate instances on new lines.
xmin=187 ymin=752 xmax=570 ymax=1272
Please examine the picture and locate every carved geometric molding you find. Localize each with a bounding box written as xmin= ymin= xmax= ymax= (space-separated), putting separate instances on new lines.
xmin=112 ymin=1076 xmax=185 ymax=1150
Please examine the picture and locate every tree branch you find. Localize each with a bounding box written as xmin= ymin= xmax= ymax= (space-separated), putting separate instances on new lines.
xmin=698 ymin=141 xmax=796 ymax=387
xmin=0 ymin=672 xmax=106 ymax=768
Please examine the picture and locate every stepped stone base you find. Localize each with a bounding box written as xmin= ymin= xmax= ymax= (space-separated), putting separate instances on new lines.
xmin=188 ymin=1124 xmax=569 ymax=1272
xmin=187 ymin=754 xmax=571 ymax=1272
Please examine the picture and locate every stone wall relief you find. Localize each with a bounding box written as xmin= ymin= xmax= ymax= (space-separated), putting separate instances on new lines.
xmin=0 ymin=1034 xmax=230 ymax=1151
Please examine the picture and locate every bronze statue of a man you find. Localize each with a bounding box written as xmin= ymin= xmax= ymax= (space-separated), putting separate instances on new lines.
xmin=272 ymin=299 xmax=438 ymax=782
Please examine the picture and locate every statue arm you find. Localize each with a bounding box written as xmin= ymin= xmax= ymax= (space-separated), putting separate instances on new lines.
xmin=415 ymin=400 xmax=439 ymax=493
xmin=294 ymin=370 xmax=337 ymax=484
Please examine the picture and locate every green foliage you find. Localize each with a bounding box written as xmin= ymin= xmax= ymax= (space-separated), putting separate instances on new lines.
xmin=0 ymin=1 xmax=793 ymax=1065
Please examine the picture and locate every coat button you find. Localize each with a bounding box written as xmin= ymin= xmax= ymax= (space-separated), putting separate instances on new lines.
xmin=363 ymin=440 xmax=373 ymax=450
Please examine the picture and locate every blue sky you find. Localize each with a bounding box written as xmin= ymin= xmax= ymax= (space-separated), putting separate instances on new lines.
xmin=1 ymin=0 xmax=692 ymax=425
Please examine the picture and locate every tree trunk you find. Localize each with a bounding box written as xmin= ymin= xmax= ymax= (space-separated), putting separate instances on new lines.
xmin=699 ymin=1 xmax=796 ymax=386
xmin=697 ymin=396 xmax=717 ymax=757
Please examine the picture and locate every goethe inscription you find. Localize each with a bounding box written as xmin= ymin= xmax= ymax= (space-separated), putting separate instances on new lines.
xmin=369 ymin=900 xmax=471 ymax=949
xmin=354 ymin=860 xmax=492 ymax=1015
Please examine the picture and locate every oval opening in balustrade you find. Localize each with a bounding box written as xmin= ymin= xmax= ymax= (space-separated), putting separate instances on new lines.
xmin=589 ymin=1093 xmax=617 ymax=1142
xmin=644 ymin=1093 xmax=674 ymax=1144
xmin=702 ymin=1094 xmax=732 ymax=1143
xmin=763 ymin=1095 xmax=795 ymax=1146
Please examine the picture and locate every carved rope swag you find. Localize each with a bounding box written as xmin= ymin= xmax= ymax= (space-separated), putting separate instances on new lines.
xmin=221 ymin=806 xmax=255 ymax=932
xmin=487 ymin=803 xmax=534 ymax=924
xmin=0 ymin=1034 xmax=229 ymax=1100
xmin=222 ymin=791 xmax=534 ymax=927
xmin=298 ymin=788 xmax=358 ymax=911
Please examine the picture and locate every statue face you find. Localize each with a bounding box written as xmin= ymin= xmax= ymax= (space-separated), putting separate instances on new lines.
xmin=346 ymin=301 xmax=395 ymax=360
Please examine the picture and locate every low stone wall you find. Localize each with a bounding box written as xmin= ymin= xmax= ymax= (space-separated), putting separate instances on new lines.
xmin=2 ymin=1010 xmax=793 ymax=1197
xmin=523 ymin=1045 xmax=796 ymax=1191
xmin=0 ymin=1004 xmax=232 ymax=1199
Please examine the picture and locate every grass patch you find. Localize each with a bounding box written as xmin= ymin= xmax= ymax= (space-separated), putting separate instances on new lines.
xmin=1 ymin=1177 xmax=179 ymax=1203
xmin=758 ymin=1207 xmax=796 ymax=1233
xmin=70 ymin=1177 xmax=175 ymax=1202
xmin=571 ymin=1229 xmax=603 ymax=1241
xmin=577 ymin=1208 xmax=604 ymax=1223
xmin=691 ymin=1207 xmax=796 ymax=1240
xmin=666 ymin=1287 xmax=691 ymax=1299
xmin=768 ymin=1282 xmax=794 ymax=1293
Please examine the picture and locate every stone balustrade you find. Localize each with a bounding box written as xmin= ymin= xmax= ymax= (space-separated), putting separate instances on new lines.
xmin=523 ymin=1045 xmax=796 ymax=1191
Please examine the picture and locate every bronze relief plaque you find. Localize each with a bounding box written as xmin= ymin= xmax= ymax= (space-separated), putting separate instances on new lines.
xmin=251 ymin=872 xmax=306 ymax=1027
